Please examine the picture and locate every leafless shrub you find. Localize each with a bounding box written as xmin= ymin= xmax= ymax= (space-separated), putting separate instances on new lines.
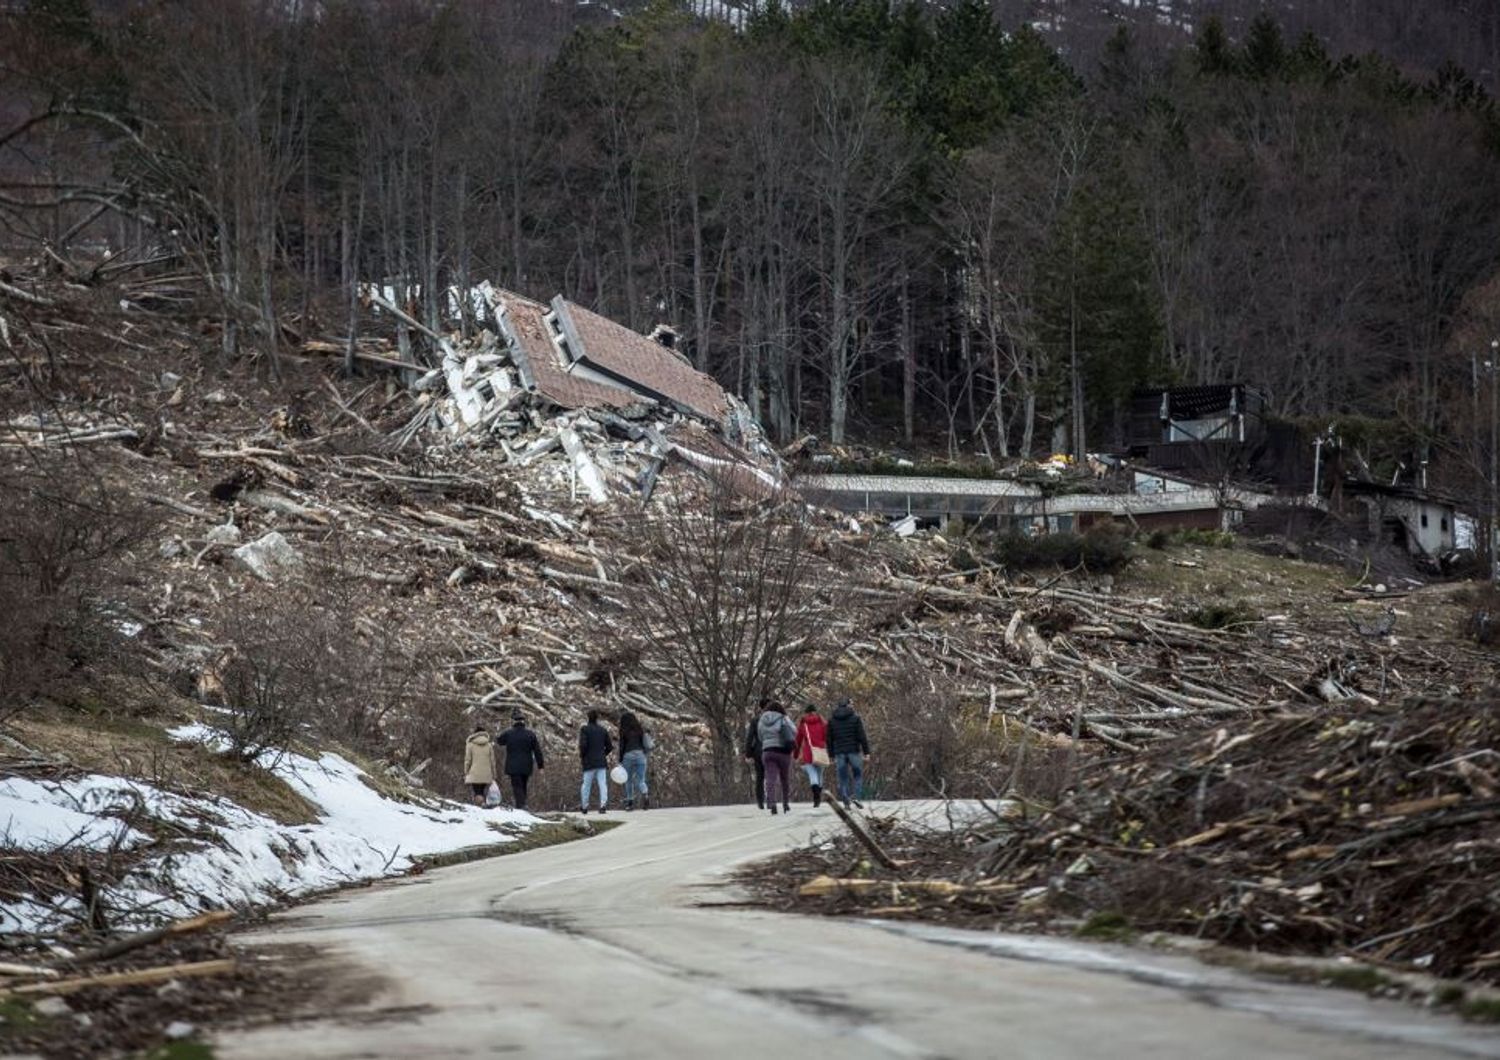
xmin=0 ymin=454 xmax=156 ymax=720
xmin=310 ymin=557 xmax=446 ymax=754
xmin=384 ymin=696 xmax=473 ymax=800
xmin=851 ymin=670 xmax=1071 ymax=801
xmin=211 ymin=545 xmax=445 ymax=763
xmin=1461 ymin=583 xmax=1500 ymax=647
xmin=213 ymin=590 xmax=324 ymax=763
xmin=854 ymin=675 xmax=1003 ymax=799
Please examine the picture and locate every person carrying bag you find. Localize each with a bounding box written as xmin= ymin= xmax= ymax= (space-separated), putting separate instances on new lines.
xmin=618 ymin=710 xmax=652 ymax=810
xmin=464 ymin=724 xmax=497 ymax=807
xmin=757 ymin=701 xmax=797 ymax=815
xmin=794 ymin=703 xmax=830 ymax=808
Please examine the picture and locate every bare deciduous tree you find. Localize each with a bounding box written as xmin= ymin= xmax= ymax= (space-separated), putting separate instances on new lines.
xmin=802 ymin=59 xmax=918 ymax=445
xmin=591 ymin=476 xmax=850 ymax=797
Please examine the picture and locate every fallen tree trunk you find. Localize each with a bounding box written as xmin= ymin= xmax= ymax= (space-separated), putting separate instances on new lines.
xmin=825 ymin=797 xmax=903 ymax=872
xmin=238 ymin=488 xmax=331 ymax=525
xmin=68 ymin=909 xmax=233 ymax=966
xmin=7 ymin=959 xmax=237 ymax=998
xmin=799 ymin=875 xmax=1017 ymax=899
xmin=0 ymin=278 xmax=55 ymax=307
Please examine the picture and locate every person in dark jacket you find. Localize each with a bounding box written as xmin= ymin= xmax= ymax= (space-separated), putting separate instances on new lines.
xmin=496 ymin=714 xmax=544 ymax=810
xmin=743 ymin=708 xmax=766 ymax=809
xmin=826 ymin=697 xmax=871 ymax=808
xmin=757 ymin=701 xmax=797 ymax=815
xmin=578 ymin=709 xmax=614 ymax=814
xmin=618 ymin=710 xmax=650 ymax=810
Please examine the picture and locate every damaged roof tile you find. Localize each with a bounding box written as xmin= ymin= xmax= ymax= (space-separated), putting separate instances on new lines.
xmin=549 ymin=297 xmax=730 ymax=424
xmin=494 ymin=289 xmax=642 ymax=412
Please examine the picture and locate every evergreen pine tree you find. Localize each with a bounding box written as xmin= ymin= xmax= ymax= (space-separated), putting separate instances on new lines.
xmin=1243 ymin=14 xmax=1286 ymax=80
xmin=1037 ymin=181 xmax=1162 ymax=452
xmin=1193 ymin=16 xmax=1234 ymax=76
xmin=1288 ymin=31 xmax=1332 ymax=83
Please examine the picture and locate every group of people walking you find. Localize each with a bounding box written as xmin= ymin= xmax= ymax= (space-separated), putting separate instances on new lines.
xmin=577 ymin=708 xmax=653 ymax=813
xmin=744 ymin=697 xmax=871 ymax=814
xmin=464 ymin=714 xmax=547 ymax=809
xmin=463 ymin=709 xmax=652 ymax=813
xmin=466 ymin=696 xmax=869 ymax=815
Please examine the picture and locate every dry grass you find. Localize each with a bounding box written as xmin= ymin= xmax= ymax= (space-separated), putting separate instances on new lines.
xmin=1122 ymin=538 xmax=1348 ymax=605
xmin=11 ymin=694 xmax=318 ymax=826
xmin=1122 ymin=537 xmax=1477 ymax=643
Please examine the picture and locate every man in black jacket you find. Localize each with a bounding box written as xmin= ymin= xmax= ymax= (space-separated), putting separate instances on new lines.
xmin=578 ymin=709 xmax=614 ymax=814
xmin=826 ymin=697 xmax=871 ymax=809
xmin=743 ymin=704 xmax=766 ymax=809
xmin=496 ymin=714 xmax=544 ymax=810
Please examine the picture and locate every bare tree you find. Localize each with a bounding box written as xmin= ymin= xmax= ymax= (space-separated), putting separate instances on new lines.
xmin=725 ymin=52 xmax=815 ymax=439
xmin=121 ymin=0 xmax=309 ymax=371
xmin=590 ymin=476 xmax=849 ymax=797
xmin=801 ymin=59 xmax=918 ymax=445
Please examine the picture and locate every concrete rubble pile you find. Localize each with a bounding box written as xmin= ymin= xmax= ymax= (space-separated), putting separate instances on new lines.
xmin=367 ymin=282 xmax=783 ymax=509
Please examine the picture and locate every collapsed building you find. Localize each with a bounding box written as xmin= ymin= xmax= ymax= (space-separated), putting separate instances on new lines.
xmin=367 ymin=295 xmax=1484 ymax=569
xmin=380 ymin=283 xmax=780 ymax=505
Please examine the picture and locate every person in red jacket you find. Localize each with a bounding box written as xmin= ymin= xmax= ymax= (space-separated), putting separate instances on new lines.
xmin=794 ymin=703 xmax=830 ymax=808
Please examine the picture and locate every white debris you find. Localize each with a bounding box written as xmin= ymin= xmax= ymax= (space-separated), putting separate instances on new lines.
xmin=205 ymin=523 xmax=242 ymax=547
xmin=559 ymin=428 xmax=608 ymax=504
xmin=230 ymin=531 xmax=302 ymax=582
xmin=891 ymin=515 xmax=918 ymax=538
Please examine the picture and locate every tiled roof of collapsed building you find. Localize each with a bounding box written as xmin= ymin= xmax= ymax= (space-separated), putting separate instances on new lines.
xmin=492 ymin=289 xmax=643 ymax=412
xmin=548 ymin=296 xmax=730 ymax=424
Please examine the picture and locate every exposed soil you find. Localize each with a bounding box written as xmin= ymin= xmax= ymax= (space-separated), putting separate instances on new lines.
xmin=0 ymin=926 xmax=313 ymax=1059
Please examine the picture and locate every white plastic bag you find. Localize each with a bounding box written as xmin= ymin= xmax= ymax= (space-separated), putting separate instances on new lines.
xmin=485 ymin=781 xmax=502 ymax=808
xmin=609 ymin=764 xmax=628 ymax=785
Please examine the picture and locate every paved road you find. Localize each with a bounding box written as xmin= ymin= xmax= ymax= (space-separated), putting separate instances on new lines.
xmin=217 ymin=804 xmax=1500 ymax=1059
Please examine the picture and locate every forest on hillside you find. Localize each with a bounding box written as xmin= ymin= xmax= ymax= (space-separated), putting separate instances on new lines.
xmin=3 ymin=0 xmax=1500 ymax=487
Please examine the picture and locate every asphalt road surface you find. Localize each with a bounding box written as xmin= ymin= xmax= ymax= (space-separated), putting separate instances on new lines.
xmin=216 ymin=803 xmax=1500 ymax=1059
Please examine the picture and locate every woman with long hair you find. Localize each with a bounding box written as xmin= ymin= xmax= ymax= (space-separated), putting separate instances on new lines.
xmin=618 ymin=710 xmax=651 ymax=810
xmin=794 ymin=703 xmax=829 ymax=808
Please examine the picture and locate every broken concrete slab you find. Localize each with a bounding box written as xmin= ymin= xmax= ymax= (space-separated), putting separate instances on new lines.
xmin=559 ymin=428 xmax=608 ymax=504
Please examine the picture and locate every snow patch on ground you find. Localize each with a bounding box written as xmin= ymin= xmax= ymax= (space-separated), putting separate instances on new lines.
xmin=0 ymin=777 xmax=152 ymax=853
xmin=0 ymin=725 xmax=536 ymax=935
